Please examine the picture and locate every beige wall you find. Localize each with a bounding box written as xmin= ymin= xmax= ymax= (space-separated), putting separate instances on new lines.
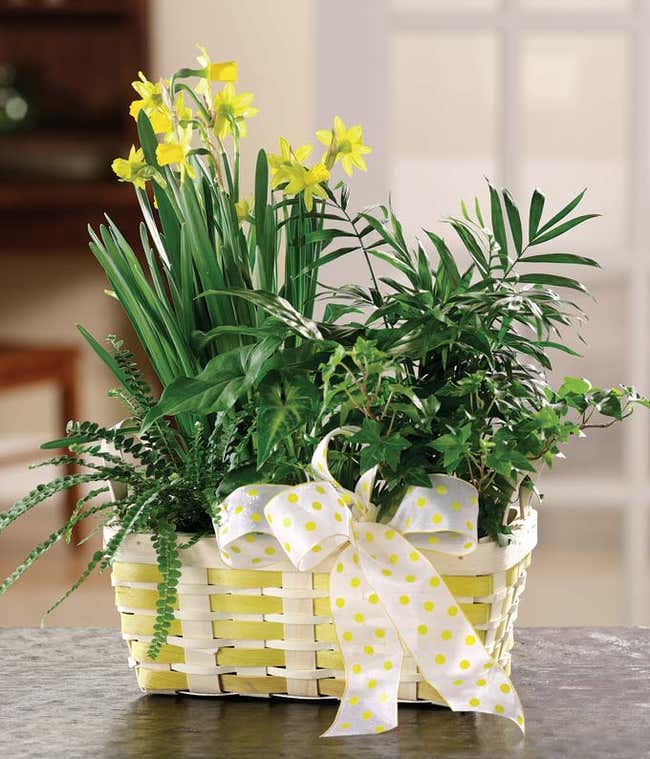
xmin=0 ymin=0 xmax=315 ymax=440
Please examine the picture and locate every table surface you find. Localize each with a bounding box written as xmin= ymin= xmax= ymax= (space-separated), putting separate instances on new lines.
xmin=1 ymin=627 xmax=648 ymax=759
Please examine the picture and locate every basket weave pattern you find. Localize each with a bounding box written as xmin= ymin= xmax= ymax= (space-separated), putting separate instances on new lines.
xmin=109 ymin=510 xmax=536 ymax=702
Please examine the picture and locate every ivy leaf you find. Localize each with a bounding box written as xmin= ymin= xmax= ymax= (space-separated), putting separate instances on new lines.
xmin=348 ymin=419 xmax=410 ymax=471
xmin=256 ymin=372 xmax=319 ymax=466
xmin=430 ymin=423 xmax=472 ymax=471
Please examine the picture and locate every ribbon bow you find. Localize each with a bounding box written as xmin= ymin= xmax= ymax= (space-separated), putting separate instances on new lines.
xmin=213 ymin=430 xmax=525 ymax=737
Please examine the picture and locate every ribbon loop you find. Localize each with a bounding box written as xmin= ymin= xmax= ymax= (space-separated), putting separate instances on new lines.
xmin=213 ymin=431 xmax=526 ymax=737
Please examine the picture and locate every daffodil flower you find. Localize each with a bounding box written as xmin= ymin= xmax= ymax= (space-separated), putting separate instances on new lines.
xmin=268 ymin=137 xmax=313 ymax=186
xmin=195 ymin=45 xmax=238 ymax=98
xmin=212 ymin=83 xmax=258 ymax=139
xmin=317 ymin=115 xmax=372 ymax=176
xmin=235 ymin=195 xmax=253 ymax=224
xmin=156 ymin=125 xmax=195 ymax=182
xmin=129 ymin=72 xmax=172 ymax=134
xmin=112 ymin=146 xmax=155 ymax=190
xmin=282 ymin=163 xmax=330 ymax=211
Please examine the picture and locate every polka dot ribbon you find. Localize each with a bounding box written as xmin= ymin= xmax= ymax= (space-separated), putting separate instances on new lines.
xmin=213 ymin=430 xmax=525 ymax=738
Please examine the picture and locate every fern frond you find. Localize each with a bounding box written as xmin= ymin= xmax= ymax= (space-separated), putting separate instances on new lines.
xmin=148 ymin=518 xmax=182 ymax=659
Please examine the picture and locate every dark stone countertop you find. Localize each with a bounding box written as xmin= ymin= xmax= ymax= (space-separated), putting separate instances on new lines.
xmin=0 ymin=627 xmax=648 ymax=759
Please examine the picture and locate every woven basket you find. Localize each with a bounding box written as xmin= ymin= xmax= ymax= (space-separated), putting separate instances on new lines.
xmin=106 ymin=508 xmax=536 ymax=703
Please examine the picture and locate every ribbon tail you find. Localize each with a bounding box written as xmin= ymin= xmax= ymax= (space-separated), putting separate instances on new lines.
xmin=356 ymin=524 xmax=526 ymax=734
xmin=321 ymin=544 xmax=402 ymax=737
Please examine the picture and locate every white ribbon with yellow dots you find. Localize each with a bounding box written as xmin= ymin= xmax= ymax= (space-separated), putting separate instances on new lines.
xmin=213 ymin=429 xmax=525 ymax=737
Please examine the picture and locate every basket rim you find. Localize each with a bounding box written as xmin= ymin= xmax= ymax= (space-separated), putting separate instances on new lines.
xmin=105 ymin=509 xmax=537 ymax=576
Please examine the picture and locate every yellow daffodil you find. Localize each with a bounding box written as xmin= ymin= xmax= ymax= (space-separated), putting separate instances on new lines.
xmin=282 ymin=162 xmax=330 ymax=211
xmin=268 ymin=137 xmax=313 ymax=186
xmin=212 ymin=83 xmax=258 ymax=139
xmin=156 ymin=125 xmax=195 ymax=182
xmin=173 ymin=93 xmax=192 ymax=125
xmin=195 ymin=45 xmax=237 ymax=97
xmin=235 ymin=195 xmax=253 ymax=224
xmin=129 ymin=72 xmax=172 ymax=134
xmin=111 ymin=146 xmax=154 ymax=190
xmin=317 ymin=115 xmax=372 ymax=176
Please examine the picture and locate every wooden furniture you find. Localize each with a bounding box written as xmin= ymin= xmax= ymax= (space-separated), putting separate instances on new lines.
xmin=0 ymin=343 xmax=79 ymax=535
xmin=1 ymin=627 xmax=648 ymax=757
xmin=0 ymin=0 xmax=148 ymax=254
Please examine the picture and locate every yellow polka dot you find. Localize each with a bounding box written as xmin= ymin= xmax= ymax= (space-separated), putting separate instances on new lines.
xmin=441 ymin=629 xmax=452 ymax=640
xmin=405 ymin=517 xmax=412 ymax=527
xmin=427 ymin=536 xmax=439 ymax=545
xmin=451 ymin=501 xmax=462 ymax=511
xmin=463 ymin=541 xmax=473 ymax=550
xmin=343 ymin=632 xmax=353 ymax=642
xmin=282 ymin=517 xmax=292 ymax=528
xmin=409 ymin=551 xmax=419 ymax=562
xmin=384 ymin=661 xmax=393 ymax=671
xmin=251 ymin=558 xmax=262 ymax=565
xmin=342 ymin=493 xmax=353 ymax=505
xmin=417 ymin=624 xmax=428 ymax=635
xmin=337 ymin=497 xmax=345 ymax=506
xmin=244 ymin=534 xmax=256 ymax=543
xmin=380 ymin=693 xmax=389 ymax=703
xmin=340 ymin=722 xmax=351 ymax=729
xmin=250 ymin=514 xmax=260 ymax=524
xmin=305 ymin=521 xmax=316 ymax=532
xmin=469 ymin=698 xmax=480 ymax=707
xmin=476 ymin=678 xmax=487 ymax=687
xmin=287 ymin=493 xmax=298 ymax=503
xmin=389 ymin=553 xmax=398 ymax=565
xmin=365 ymin=531 xmax=374 ymax=542
xmin=283 ymin=542 xmax=291 ymax=552
xmin=460 ymin=659 xmax=471 ymax=670
xmin=234 ymin=506 xmax=243 ymax=514
xmin=448 ymin=605 xmax=458 ymax=617
xmin=384 ymin=529 xmax=395 ymax=540
xmin=452 ymin=678 xmax=463 ymax=686
xmin=430 ymin=577 xmax=441 ymax=588
xmin=374 ymin=726 xmax=385 ymax=734
xmin=335 ymin=597 xmax=345 ymax=608
xmin=264 ymin=546 xmax=276 ymax=556
xmin=315 ymin=485 xmax=326 ymax=494
xmin=399 ymin=595 xmax=410 ymax=605
xmin=435 ymin=654 xmax=446 ymax=665
xmin=517 ymin=715 xmax=524 ymax=726
xmin=231 ymin=546 xmax=241 ymax=554
xmin=432 ymin=513 xmax=443 ymax=525
xmin=334 ymin=513 xmax=343 ymax=523
xmin=348 ymin=696 xmax=359 ymax=705
xmin=350 ymin=577 xmax=361 ymax=588
xmin=367 ymin=679 xmax=377 ymax=689
xmin=465 ymin=520 xmax=473 ymax=531
xmin=311 ymin=545 xmax=322 ymax=553
xmin=247 ymin=488 xmax=259 ymax=497
xmin=336 ymin=562 xmax=343 ymax=573
xmin=311 ymin=501 xmax=322 ymax=511
xmin=423 ymin=601 xmax=434 ymax=612
xmin=500 ymin=683 xmax=511 ymax=694
xmin=364 ymin=645 xmax=374 ymax=655
xmin=484 ymin=662 xmax=494 ymax=670
xmin=354 ymin=613 xmax=364 ymax=623
xmin=416 ymin=497 xmax=426 ymax=508
xmin=221 ymin=551 xmax=230 ymax=560
xmin=381 ymin=569 xmax=392 ymax=577
xmin=352 ymin=663 xmax=362 ymax=674
xmin=465 ymin=635 xmax=476 ymax=646
xmin=375 ymin=628 xmax=385 ymax=639
xmin=435 ymin=485 xmax=448 ymax=495
xmin=361 ymin=710 xmax=372 ymax=721
xmin=368 ymin=593 xmax=379 ymax=604
xmin=222 ymin=527 xmax=228 ymax=534
xmin=494 ymin=704 xmax=505 ymax=714
xmin=267 ymin=515 xmax=273 ymax=524
xmin=405 ymin=574 xmax=416 ymax=583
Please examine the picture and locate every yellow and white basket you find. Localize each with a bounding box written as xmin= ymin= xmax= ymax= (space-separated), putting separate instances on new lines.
xmin=107 ymin=508 xmax=536 ymax=703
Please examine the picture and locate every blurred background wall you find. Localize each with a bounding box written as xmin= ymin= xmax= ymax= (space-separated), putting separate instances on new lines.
xmin=1 ymin=0 xmax=648 ymax=628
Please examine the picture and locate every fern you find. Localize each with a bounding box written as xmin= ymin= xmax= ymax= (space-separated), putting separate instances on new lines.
xmin=149 ymin=519 xmax=182 ymax=659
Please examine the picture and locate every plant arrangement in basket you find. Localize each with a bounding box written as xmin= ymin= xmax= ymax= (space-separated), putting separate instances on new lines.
xmin=1 ymin=49 xmax=647 ymax=667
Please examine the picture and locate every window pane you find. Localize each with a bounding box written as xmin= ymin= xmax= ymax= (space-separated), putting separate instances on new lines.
xmin=390 ymin=32 xmax=498 ymax=238
xmin=520 ymin=33 xmax=629 ymax=255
